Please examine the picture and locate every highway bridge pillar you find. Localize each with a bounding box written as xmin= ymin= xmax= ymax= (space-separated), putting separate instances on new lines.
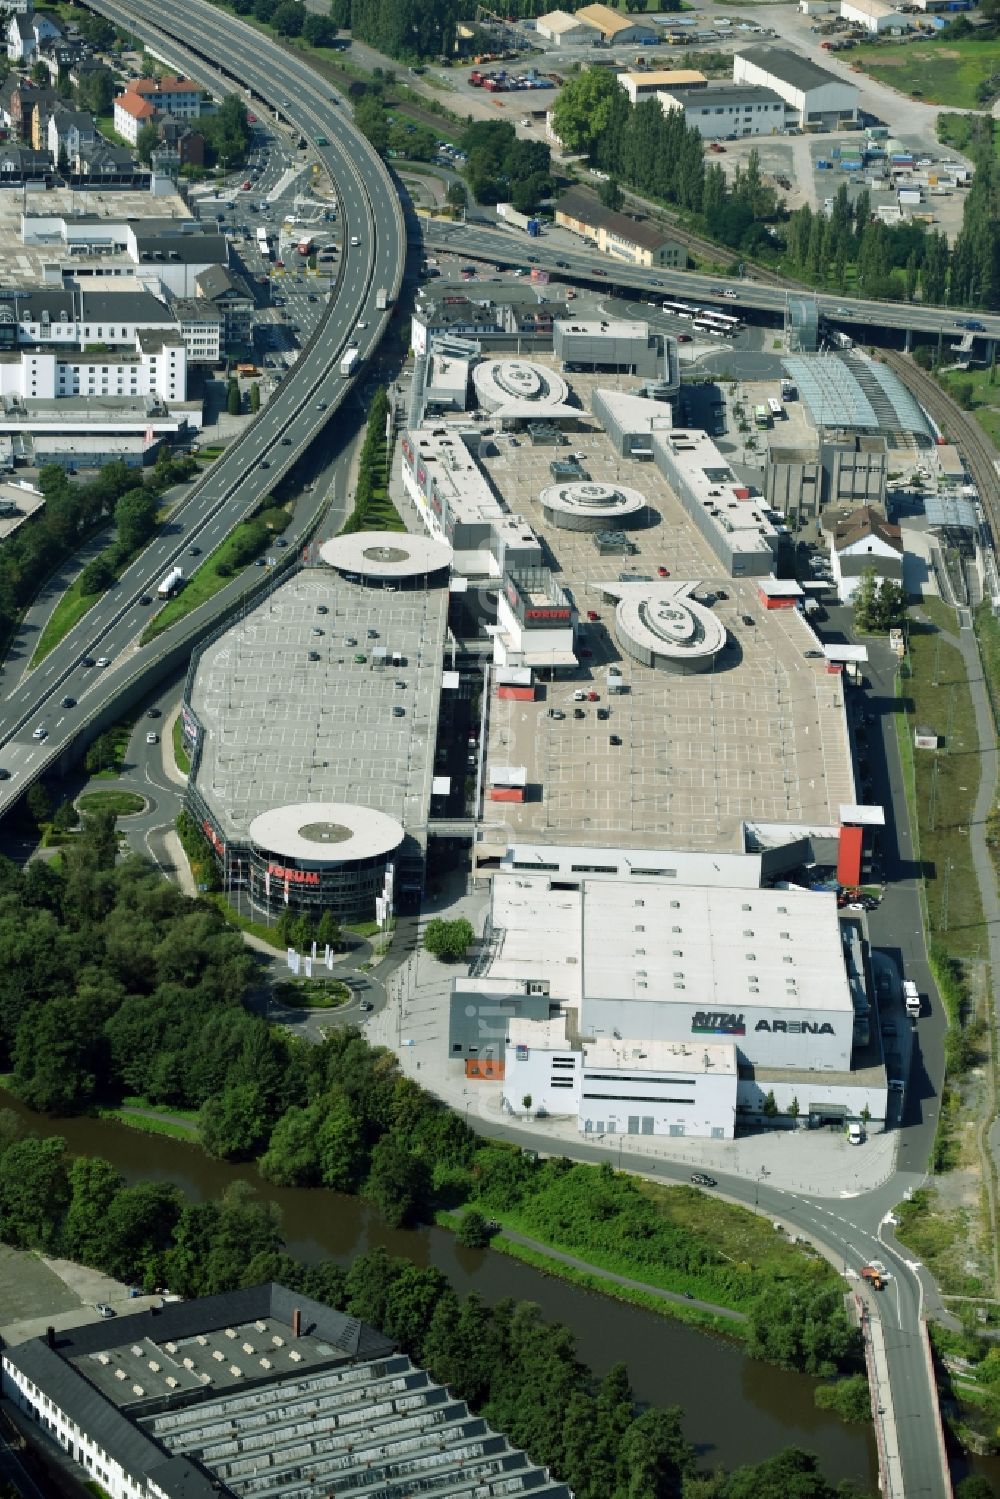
xmin=903 ymin=326 xmax=912 ymax=354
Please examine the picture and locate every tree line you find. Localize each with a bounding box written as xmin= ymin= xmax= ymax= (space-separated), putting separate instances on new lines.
xmin=552 ymin=71 xmax=774 ymax=257
xmin=0 ymin=450 xmax=195 ymax=664
xmin=0 ymin=1118 xmax=867 ymax=1499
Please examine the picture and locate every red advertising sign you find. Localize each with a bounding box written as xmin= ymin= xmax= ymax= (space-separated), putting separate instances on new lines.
xmin=267 ymin=863 xmax=321 ymax=886
xmin=525 ymin=607 xmax=571 ymax=622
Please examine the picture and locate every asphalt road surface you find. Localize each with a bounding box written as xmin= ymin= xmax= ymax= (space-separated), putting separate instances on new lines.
xmin=0 ymin=0 xmax=404 ymax=815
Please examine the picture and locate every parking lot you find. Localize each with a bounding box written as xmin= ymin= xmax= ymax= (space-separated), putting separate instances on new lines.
xmin=190 ymin=570 xmax=449 ymax=841
xmin=476 ymin=369 xmax=856 ymax=850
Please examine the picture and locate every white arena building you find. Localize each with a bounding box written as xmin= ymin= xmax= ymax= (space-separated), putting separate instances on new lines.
xmin=450 ymin=869 xmax=888 ymax=1137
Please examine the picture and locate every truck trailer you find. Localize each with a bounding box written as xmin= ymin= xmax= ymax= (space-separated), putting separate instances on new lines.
xmin=341 ymin=347 xmax=360 ymax=377
xmin=376 ymin=288 xmax=390 ymax=310
xmin=158 ymin=566 xmax=184 ymax=599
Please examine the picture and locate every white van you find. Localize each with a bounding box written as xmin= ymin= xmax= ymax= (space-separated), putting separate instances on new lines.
xmin=848 ymin=1122 xmax=864 ymax=1146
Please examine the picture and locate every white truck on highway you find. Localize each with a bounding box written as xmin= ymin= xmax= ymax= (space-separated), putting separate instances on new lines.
xmin=158 ymin=565 xmax=184 ymax=599
xmin=903 ymin=980 xmax=921 ymax=1019
xmin=376 ymin=288 xmax=390 ymax=310
xmin=341 ymin=347 xmax=360 ymax=377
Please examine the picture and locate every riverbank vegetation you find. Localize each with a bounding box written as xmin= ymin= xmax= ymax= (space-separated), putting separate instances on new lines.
xmin=0 ymin=819 xmax=859 ymax=1388
xmin=0 ymin=1116 xmax=867 ymax=1499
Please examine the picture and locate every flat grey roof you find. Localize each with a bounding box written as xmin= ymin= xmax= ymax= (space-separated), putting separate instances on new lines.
xmin=189 ymin=568 xmax=448 ymax=850
xmin=736 ymin=45 xmax=853 ymax=94
xmin=683 ymin=84 xmax=785 ymax=108
xmin=5 ymin=1285 xmax=570 ymax=1499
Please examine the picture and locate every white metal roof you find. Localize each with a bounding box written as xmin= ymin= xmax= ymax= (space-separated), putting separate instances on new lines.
xmin=319 ymin=531 xmax=453 ymax=579
xmin=248 ymin=802 xmax=405 ymax=864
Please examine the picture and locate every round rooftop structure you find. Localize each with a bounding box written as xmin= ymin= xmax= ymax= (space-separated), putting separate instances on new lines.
xmin=319 ymin=531 xmax=453 ymax=583
xmin=540 ymin=480 xmax=648 ymax=533
xmin=472 ymin=359 xmax=570 ymax=415
xmin=248 ymin=802 xmax=405 ymax=866
xmin=614 ymin=584 xmax=727 ymax=675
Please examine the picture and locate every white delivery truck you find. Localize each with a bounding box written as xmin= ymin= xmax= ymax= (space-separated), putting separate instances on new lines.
xmin=903 ymin=980 xmax=921 ymax=1019
xmin=158 ymin=565 xmax=184 ymax=599
xmin=376 ymin=288 xmax=390 ymax=310
xmin=340 ymin=347 xmax=360 ymax=377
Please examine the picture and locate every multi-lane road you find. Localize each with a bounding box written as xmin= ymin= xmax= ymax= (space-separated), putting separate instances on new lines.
xmin=0 ymin=0 xmax=405 ymax=809
xmin=421 ymin=218 xmax=1000 ymax=345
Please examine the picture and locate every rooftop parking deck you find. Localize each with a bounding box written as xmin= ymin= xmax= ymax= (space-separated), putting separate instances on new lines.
xmin=189 ymin=569 xmax=448 ymax=846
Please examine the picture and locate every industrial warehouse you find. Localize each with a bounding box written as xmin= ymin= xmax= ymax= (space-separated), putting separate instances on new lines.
xmin=2 ymin=1287 xmax=570 ymax=1499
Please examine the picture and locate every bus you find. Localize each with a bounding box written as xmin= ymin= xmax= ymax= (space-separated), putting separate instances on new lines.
xmin=767 ymin=396 xmax=783 ymax=419
xmin=693 ymin=316 xmax=732 ymax=337
xmin=754 ymin=404 xmax=771 ymax=430
xmin=256 ymin=226 xmax=271 ymax=258
xmin=698 ymin=309 xmax=742 ymax=333
xmin=661 ymin=300 xmax=697 ymax=320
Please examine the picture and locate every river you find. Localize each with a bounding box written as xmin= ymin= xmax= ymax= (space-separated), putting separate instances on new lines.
xmin=1 ymin=1092 xmax=880 ymax=1488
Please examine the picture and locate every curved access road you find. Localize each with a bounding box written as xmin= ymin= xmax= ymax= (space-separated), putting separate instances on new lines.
xmin=0 ymin=0 xmax=404 ymax=808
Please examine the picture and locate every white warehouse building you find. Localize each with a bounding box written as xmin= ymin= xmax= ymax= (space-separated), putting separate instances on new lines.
xmin=732 ymin=46 xmax=859 ymax=128
xmin=840 ymin=0 xmax=912 ymax=31
xmin=450 ymin=870 xmax=889 ymax=1137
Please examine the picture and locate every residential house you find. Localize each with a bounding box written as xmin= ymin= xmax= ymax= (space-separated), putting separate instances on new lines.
xmin=130 ymin=75 xmax=205 ymax=121
xmin=48 ymin=107 xmax=96 ymax=166
xmin=830 ymin=504 xmax=903 ymax=601
xmin=172 ymin=296 xmax=223 ymax=364
xmin=194 ymin=264 xmax=253 ymax=350
xmin=157 ymin=117 xmax=205 ymax=167
xmin=6 ymin=14 xmax=36 ymax=65
xmin=113 ymin=90 xmax=157 ymax=146
xmin=74 ymin=139 xmax=142 ymax=182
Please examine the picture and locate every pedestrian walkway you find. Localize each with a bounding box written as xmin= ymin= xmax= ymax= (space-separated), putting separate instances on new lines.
xmin=486 ymin=1220 xmax=746 ymax=1322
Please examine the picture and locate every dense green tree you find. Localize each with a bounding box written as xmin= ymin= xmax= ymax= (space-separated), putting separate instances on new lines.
xmin=135 ymin=122 xmax=160 ymax=164
xmin=746 ymin=1286 xmax=858 ymax=1376
xmin=26 ymin=782 xmax=51 ymax=828
xmin=272 ymin=0 xmax=305 ymax=35
xmin=366 ymin=1136 xmax=429 ymax=1227
xmin=456 ymin=1208 xmax=493 ymax=1247
xmin=226 ymin=377 xmax=242 ymax=417
xmin=303 ymin=13 xmax=337 ymax=45
xmin=249 ymin=381 xmax=261 ymax=413
xmin=551 ymin=68 xmax=620 ymax=156
xmin=0 ymin=1136 xmax=70 ymax=1250
xmin=115 ymin=486 xmax=158 ymax=554
xmin=423 ymin=917 xmax=474 ymax=961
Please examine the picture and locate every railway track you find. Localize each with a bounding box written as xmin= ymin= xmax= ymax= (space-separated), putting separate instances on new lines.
xmin=882 ymin=350 xmax=1000 ymax=553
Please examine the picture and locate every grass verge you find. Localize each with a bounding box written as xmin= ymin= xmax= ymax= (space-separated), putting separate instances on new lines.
xmin=851 ymin=35 xmax=1000 ymax=110
xmin=140 ymin=505 xmax=290 ymax=644
xmin=895 ymin=621 xmax=985 ymax=955
xmin=30 ymin=571 xmax=105 ymax=668
xmin=490 ymin=1235 xmax=747 ymax=1339
xmin=86 ymin=718 xmax=140 ymax=780
xmin=172 ymin=716 xmax=191 ymax=776
xmin=474 ymin=1181 xmax=833 ymax=1315
xmin=77 ymin=790 xmax=145 ymax=817
xmin=933 ymin=365 xmax=1000 ymax=450
xmin=205 ymin=892 xmax=285 ymax=949
xmin=95 ymin=1102 xmax=198 ymax=1142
